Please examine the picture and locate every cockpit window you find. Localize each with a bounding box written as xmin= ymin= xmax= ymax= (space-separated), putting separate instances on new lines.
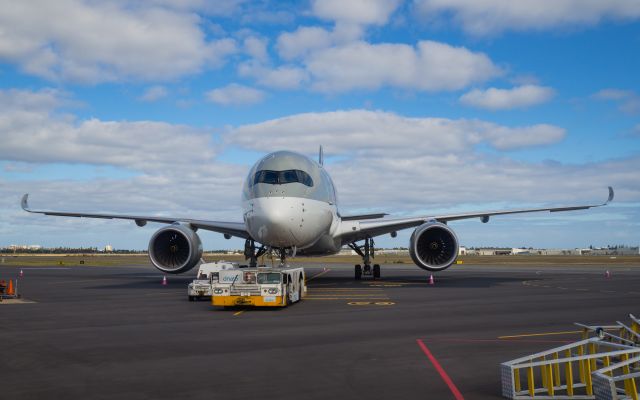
xmin=253 ymin=169 xmax=313 ymax=187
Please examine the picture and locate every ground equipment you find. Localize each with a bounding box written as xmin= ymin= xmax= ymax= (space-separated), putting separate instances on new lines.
xmin=211 ymin=266 xmax=306 ymax=307
xmin=188 ymin=260 xmax=238 ymax=301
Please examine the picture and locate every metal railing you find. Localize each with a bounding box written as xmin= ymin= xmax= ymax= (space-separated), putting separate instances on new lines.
xmin=502 ymin=314 xmax=640 ymax=400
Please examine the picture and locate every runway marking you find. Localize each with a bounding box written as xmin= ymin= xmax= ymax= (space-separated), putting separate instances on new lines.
xmin=233 ymin=310 xmax=245 ymax=316
xmin=347 ymin=301 xmax=394 ymax=306
xmin=307 ymin=294 xmax=387 ymax=297
xmin=498 ymin=330 xmax=583 ymax=339
xmin=0 ymin=298 xmax=37 ymax=305
xmin=309 ymin=288 xmax=385 ymax=291
xmin=47 ymin=279 xmax=121 ymax=285
xmin=364 ymin=281 xmax=428 ymax=285
xmin=428 ymin=338 xmax=571 ymax=344
xmin=305 ymin=297 xmax=390 ymax=300
xmin=21 ymin=267 xmax=72 ymax=270
xmin=416 ymin=339 xmax=465 ymax=400
xmin=306 ymin=269 xmax=331 ymax=283
xmin=369 ymin=284 xmax=403 ymax=287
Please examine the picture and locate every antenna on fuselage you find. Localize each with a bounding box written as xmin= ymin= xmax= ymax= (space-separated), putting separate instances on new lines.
xmin=319 ymin=145 xmax=324 ymax=166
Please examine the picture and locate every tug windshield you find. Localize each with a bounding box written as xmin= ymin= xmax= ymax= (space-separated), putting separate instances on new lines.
xmin=257 ymin=272 xmax=281 ymax=284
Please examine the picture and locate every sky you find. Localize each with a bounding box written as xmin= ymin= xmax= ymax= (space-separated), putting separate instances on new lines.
xmin=1 ymin=0 xmax=639 ymax=251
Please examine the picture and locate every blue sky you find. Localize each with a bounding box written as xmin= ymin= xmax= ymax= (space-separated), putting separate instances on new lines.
xmin=1 ymin=0 xmax=639 ymax=250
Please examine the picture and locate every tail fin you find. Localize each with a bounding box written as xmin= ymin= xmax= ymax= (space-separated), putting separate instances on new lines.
xmin=318 ymin=145 xmax=324 ymax=166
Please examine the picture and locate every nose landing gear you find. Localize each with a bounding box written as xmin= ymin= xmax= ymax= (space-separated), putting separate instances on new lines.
xmin=348 ymin=238 xmax=380 ymax=280
xmin=244 ymin=239 xmax=267 ymax=267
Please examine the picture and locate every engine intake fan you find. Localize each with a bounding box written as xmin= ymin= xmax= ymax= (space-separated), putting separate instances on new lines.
xmin=148 ymin=224 xmax=202 ymax=274
xmin=409 ymin=221 xmax=459 ymax=271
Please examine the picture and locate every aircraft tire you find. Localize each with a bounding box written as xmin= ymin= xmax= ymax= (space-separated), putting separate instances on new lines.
xmin=373 ymin=264 xmax=380 ymax=279
xmin=355 ymin=264 xmax=362 ymax=280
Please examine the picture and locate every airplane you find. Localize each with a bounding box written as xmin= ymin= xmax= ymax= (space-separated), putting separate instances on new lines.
xmin=21 ymin=148 xmax=615 ymax=279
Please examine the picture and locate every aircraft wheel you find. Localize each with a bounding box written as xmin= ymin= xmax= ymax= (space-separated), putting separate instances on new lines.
xmin=355 ymin=264 xmax=362 ymax=280
xmin=188 ymin=296 xmax=195 ymax=302
xmin=373 ymin=264 xmax=381 ymax=279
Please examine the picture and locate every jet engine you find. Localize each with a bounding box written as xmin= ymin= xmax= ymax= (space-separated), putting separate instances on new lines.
xmin=409 ymin=221 xmax=459 ymax=271
xmin=148 ymin=224 xmax=202 ymax=274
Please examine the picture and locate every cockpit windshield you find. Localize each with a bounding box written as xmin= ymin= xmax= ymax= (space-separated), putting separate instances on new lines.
xmin=253 ymin=169 xmax=313 ymax=187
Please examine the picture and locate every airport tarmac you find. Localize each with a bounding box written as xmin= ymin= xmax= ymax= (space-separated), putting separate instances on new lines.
xmin=1 ymin=261 xmax=639 ymax=400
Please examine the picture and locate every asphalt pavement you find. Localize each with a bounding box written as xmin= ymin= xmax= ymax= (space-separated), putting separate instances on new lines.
xmin=1 ymin=261 xmax=638 ymax=399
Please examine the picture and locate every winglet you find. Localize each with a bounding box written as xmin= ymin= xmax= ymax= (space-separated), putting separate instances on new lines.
xmin=318 ymin=145 xmax=324 ymax=166
xmin=21 ymin=193 xmax=31 ymax=212
xmin=605 ymin=186 xmax=614 ymax=205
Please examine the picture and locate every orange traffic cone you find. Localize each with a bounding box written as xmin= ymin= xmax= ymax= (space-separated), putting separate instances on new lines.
xmin=162 ymin=276 xmax=167 ymax=286
xmin=6 ymin=280 xmax=14 ymax=296
xmin=428 ymin=274 xmax=434 ymax=285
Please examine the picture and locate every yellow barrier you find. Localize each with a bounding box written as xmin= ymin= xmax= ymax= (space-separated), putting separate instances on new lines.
xmin=503 ymin=335 xmax=640 ymax=399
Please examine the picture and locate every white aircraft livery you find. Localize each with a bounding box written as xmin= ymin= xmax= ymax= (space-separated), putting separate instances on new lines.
xmin=22 ymin=148 xmax=615 ymax=279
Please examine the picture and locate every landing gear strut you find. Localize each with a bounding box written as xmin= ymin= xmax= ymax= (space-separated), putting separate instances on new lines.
xmin=244 ymin=239 xmax=267 ymax=268
xmin=348 ymin=238 xmax=380 ymax=280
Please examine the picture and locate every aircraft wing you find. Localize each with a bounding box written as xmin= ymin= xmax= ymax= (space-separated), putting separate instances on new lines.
xmin=21 ymin=194 xmax=250 ymax=239
xmin=340 ymin=187 xmax=614 ymax=243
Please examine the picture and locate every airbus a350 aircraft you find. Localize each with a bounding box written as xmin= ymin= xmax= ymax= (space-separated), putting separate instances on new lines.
xmin=22 ymin=148 xmax=614 ymax=279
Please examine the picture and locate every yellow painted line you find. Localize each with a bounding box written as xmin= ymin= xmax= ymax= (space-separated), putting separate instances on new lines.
xmin=233 ymin=310 xmax=244 ymax=316
xmin=348 ymin=301 xmax=395 ymax=306
xmin=306 ymin=294 xmax=388 ymax=297
xmin=309 ymin=289 xmax=385 ymax=292
xmin=498 ymin=330 xmax=583 ymax=339
xmin=306 ymin=269 xmax=331 ymax=283
xmin=305 ymin=297 xmax=390 ymax=300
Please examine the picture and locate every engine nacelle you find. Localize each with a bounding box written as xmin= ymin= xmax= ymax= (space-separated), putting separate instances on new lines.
xmin=148 ymin=224 xmax=203 ymax=274
xmin=409 ymin=222 xmax=459 ymax=271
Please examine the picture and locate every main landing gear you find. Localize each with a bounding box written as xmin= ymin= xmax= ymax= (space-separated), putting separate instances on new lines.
xmin=348 ymin=237 xmax=380 ymax=280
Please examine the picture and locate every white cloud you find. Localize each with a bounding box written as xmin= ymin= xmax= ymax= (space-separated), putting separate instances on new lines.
xmin=243 ymin=36 xmax=269 ymax=62
xmin=305 ymin=40 xmax=502 ymax=92
xmin=205 ymin=83 xmax=265 ymax=105
xmin=312 ymin=0 xmax=401 ymax=26
xmin=460 ymin=85 xmax=555 ymax=110
xmin=238 ymin=61 xmax=309 ymax=90
xmin=0 ymin=0 xmax=236 ymax=83
xmin=592 ymin=89 xmax=634 ymax=101
xmin=276 ymin=27 xmax=334 ymax=60
xmin=414 ymin=0 xmax=640 ymax=35
xmin=592 ymin=88 xmax=640 ymax=114
xmin=0 ymin=88 xmax=246 ymax=247
xmin=0 ymin=89 xmax=215 ymax=171
xmin=226 ymin=109 xmax=563 ymax=153
xmin=138 ymin=86 xmax=169 ymax=102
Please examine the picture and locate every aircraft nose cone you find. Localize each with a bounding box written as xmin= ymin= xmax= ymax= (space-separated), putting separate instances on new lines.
xmin=246 ymin=198 xmax=304 ymax=247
